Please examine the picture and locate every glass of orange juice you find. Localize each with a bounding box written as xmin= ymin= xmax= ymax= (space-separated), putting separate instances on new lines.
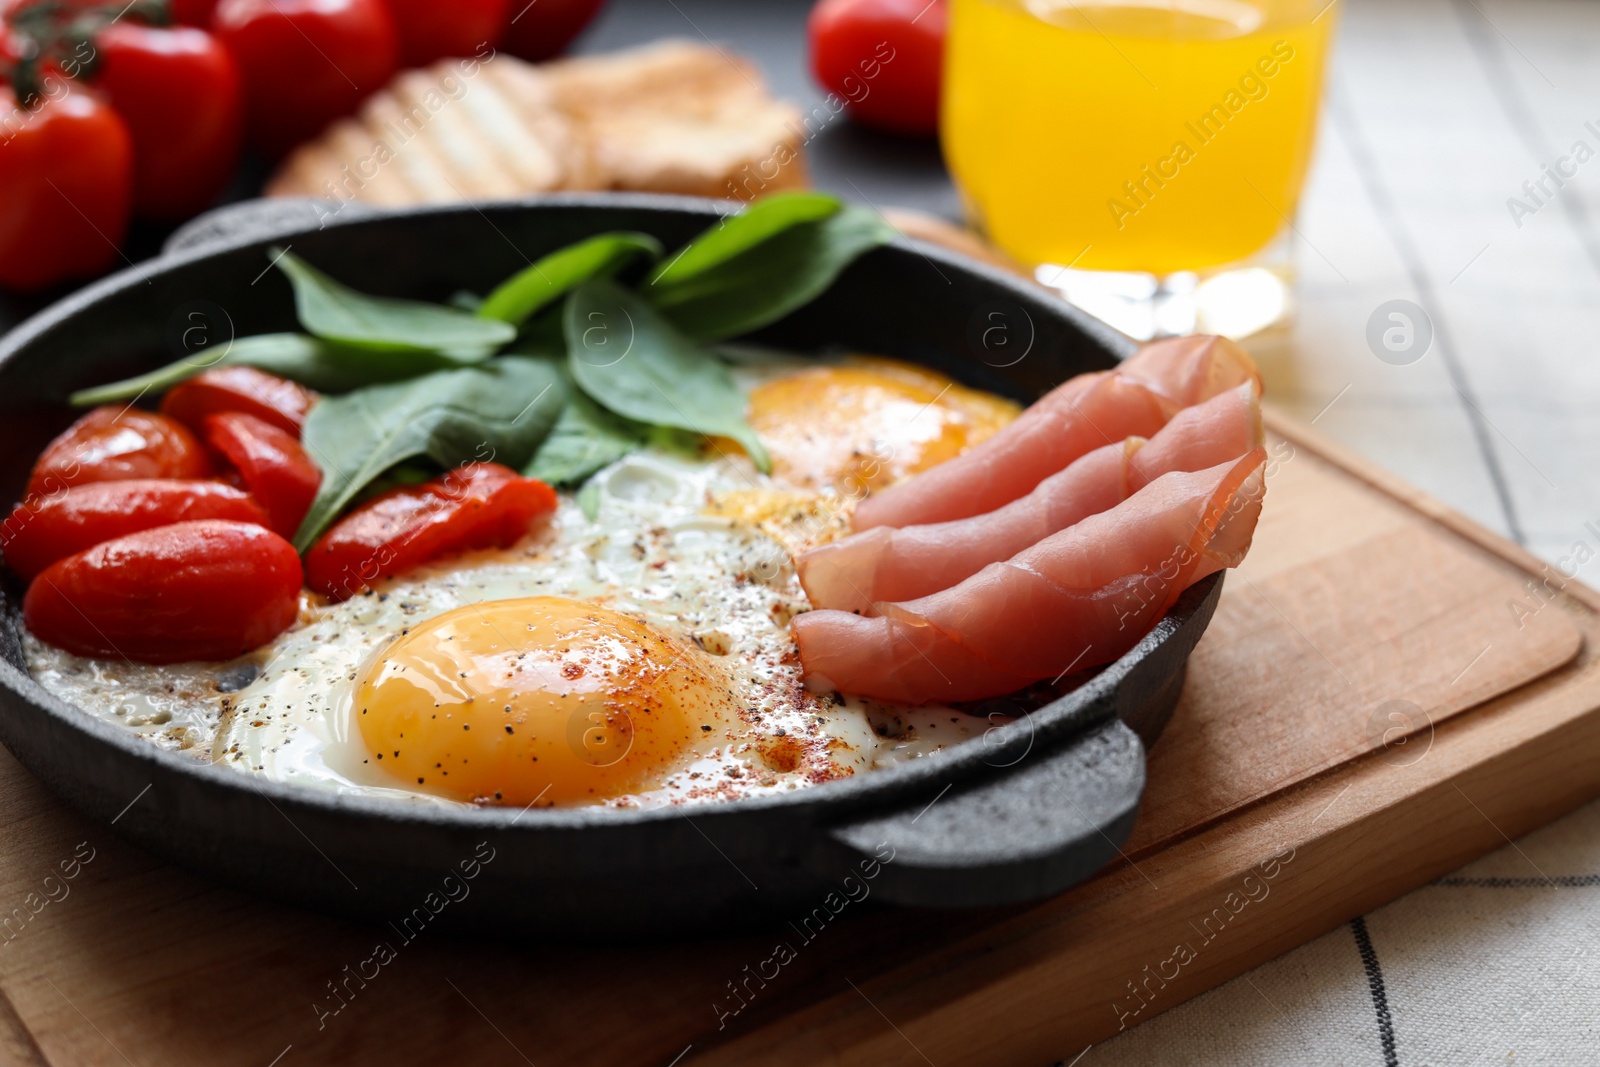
xmin=942 ymin=0 xmax=1338 ymax=337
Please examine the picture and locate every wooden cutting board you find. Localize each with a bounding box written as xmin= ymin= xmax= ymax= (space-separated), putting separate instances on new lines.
xmin=0 ymin=407 xmax=1593 ymax=1067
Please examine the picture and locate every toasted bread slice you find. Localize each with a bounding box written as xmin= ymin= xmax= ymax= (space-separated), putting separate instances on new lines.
xmin=267 ymin=42 xmax=807 ymax=207
xmin=267 ymin=55 xmax=592 ymax=205
xmin=542 ymin=39 xmax=808 ymax=199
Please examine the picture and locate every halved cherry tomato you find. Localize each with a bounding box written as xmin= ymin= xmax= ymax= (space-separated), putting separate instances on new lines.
xmin=808 ymin=0 xmax=945 ymax=137
xmin=161 ymin=366 xmax=316 ymax=438
xmin=2 ymin=479 xmax=268 ymax=581
xmin=90 ymin=21 xmax=243 ymax=221
xmin=200 ymin=412 xmax=321 ymax=538
xmin=24 ymin=519 xmax=303 ymax=663
xmin=306 ymin=462 xmax=556 ymax=600
xmin=0 ymin=79 xmax=133 ymax=290
xmin=212 ymin=0 xmax=399 ymax=159
xmin=498 ymin=0 xmax=605 ymax=61
xmin=27 ymin=406 xmax=213 ymax=501
xmin=384 ymin=0 xmax=506 ymax=67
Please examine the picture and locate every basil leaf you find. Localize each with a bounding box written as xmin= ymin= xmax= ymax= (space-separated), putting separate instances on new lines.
xmin=479 ymin=232 xmax=663 ymax=327
xmin=293 ymin=355 xmax=567 ymax=550
xmin=647 ymin=192 xmax=840 ymax=286
xmin=273 ymin=248 xmax=516 ymax=353
xmin=646 ymin=204 xmax=896 ymax=342
xmin=525 ymin=390 xmax=646 ymax=486
xmin=565 ymin=279 xmax=770 ymax=473
xmin=68 ymin=333 xmax=487 ymax=406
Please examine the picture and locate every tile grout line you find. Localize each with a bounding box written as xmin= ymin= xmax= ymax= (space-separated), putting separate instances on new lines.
xmin=1327 ymin=84 xmax=1528 ymax=546
xmin=1449 ymin=0 xmax=1600 ymax=283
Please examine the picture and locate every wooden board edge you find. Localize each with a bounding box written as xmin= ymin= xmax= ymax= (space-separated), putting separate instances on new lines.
xmin=1262 ymin=405 xmax=1600 ymax=612
xmin=686 ymin=614 xmax=1600 ymax=1065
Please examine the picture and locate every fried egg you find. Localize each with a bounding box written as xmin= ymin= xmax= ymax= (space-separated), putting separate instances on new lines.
xmin=24 ymin=352 xmax=1019 ymax=809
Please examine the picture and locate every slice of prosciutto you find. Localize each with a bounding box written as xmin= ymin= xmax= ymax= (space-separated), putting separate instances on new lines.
xmin=799 ymin=382 xmax=1263 ymax=613
xmin=793 ymin=450 xmax=1267 ymax=704
xmin=851 ymin=334 xmax=1261 ymax=532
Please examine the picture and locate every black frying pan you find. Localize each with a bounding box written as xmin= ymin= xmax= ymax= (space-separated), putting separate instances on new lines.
xmin=0 ymin=195 xmax=1221 ymax=938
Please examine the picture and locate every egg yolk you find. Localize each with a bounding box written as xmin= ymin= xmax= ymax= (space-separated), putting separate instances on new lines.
xmin=354 ymin=597 xmax=729 ymax=806
xmin=740 ymin=356 xmax=1019 ymax=493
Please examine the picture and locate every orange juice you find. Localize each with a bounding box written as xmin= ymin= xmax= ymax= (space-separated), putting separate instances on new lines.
xmin=942 ymin=0 xmax=1337 ymax=273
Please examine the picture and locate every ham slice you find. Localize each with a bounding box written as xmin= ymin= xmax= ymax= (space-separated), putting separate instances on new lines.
xmin=793 ymin=450 xmax=1267 ymax=704
xmin=799 ymin=382 xmax=1263 ymax=613
xmin=850 ymin=335 xmax=1261 ymax=532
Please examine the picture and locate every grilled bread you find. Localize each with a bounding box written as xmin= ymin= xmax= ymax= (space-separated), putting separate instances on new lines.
xmin=267 ymin=41 xmax=808 ymax=207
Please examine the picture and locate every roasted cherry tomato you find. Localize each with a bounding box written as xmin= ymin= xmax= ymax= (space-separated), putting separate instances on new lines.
xmin=161 ymin=366 xmax=315 ymax=438
xmin=2 ymin=479 xmax=268 ymax=581
xmin=306 ymin=462 xmax=556 ymax=600
xmin=212 ymin=0 xmax=399 ymax=158
xmin=498 ymin=0 xmax=604 ymax=61
xmin=0 ymin=79 xmax=132 ymax=290
xmin=200 ymin=412 xmax=321 ymax=538
xmin=384 ymin=0 xmax=506 ymax=67
xmin=27 ymin=406 xmax=212 ymax=501
xmin=808 ymin=0 xmax=945 ymax=137
xmin=24 ymin=519 xmax=303 ymax=663
xmin=90 ymin=21 xmax=242 ymax=220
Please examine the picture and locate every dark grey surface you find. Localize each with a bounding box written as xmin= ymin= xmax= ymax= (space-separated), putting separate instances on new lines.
xmin=0 ymin=195 xmax=1221 ymax=935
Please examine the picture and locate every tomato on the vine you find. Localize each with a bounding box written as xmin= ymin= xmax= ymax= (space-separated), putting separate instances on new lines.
xmin=808 ymin=0 xmax=946 ymax=137
xmin=89 ymin=21 xmax=242 ymax=220
xmin=497 ymin=0 xmax=605 ymax=61
xmin=170 ymin=0 xmax=219 ymax=25
xmin=0 ymin=78 xmax=132 ymax=290
xmin=212 ymin=0 xmax=399 ymax=158
xmin=384 ymin=0 xmax=506 ymax=67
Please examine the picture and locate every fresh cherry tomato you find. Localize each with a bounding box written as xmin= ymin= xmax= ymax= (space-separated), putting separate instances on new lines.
xmin=384 ymin=0 xmax=506 ymax=67
xmin=808 ymin=0 xmax=945 ymax=137
xmin=306 ymin=462 xmax=556 ymax=600
xmin=171 ymin=0 xmax=220 ymax=25
xmin=212 ymin=0 xmax=399 ymax=158
xmin=0 ymin=79 xmax=132 ymax=290
xmin=89 ymin=21 xmax=242 ymax=221
xmin=161 ymin=366 xmax=315 ymax=438
xmin=2 ymin=479 xmax=268 ymax=581
xmin=200 ymin=412 xmax=321 ymax=538
xmin=27 ymin=406 xmax=212 ymax=501
xmin=497 ymin=0 xmax=604 ymax=61
xmin=24 ymin=519 xmax=303 ymax=663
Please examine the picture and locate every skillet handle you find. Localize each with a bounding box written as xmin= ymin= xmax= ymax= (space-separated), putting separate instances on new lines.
xmin=815 ymin=717 xmax=1146 ymax=908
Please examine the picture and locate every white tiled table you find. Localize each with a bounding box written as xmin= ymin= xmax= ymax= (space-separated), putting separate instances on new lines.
xmin=1085 ymin=1 xmax=1600 ymax=1062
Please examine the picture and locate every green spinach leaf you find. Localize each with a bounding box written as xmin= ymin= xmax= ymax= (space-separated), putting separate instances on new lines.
xmin=69 ymin=333 xmax=482 ymax=406
xmin=293 ymin=355 xmax=566 ymax=550
xmin=645 ymin=203 xmax=897 ymax=342
xmin=273 ymin=249 xmax=516 ymax=352
xmin=565 ymin=280 xmax=770 ymax=473
xmin=646 ymin=192 xmax=839 ymax=286
xmin=479 ymin=232 xmax=662 ymax=327
xmin=525 ymin=390 xmax=646 ymax=486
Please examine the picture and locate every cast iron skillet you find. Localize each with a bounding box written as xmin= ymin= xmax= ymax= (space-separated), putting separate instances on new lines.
xmin=0 ymin=195 xmax=1221 ymax=938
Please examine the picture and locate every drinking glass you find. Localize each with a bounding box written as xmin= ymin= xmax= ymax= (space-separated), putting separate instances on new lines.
xmin=942 ymin=0 xmax=1339 ymax=338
